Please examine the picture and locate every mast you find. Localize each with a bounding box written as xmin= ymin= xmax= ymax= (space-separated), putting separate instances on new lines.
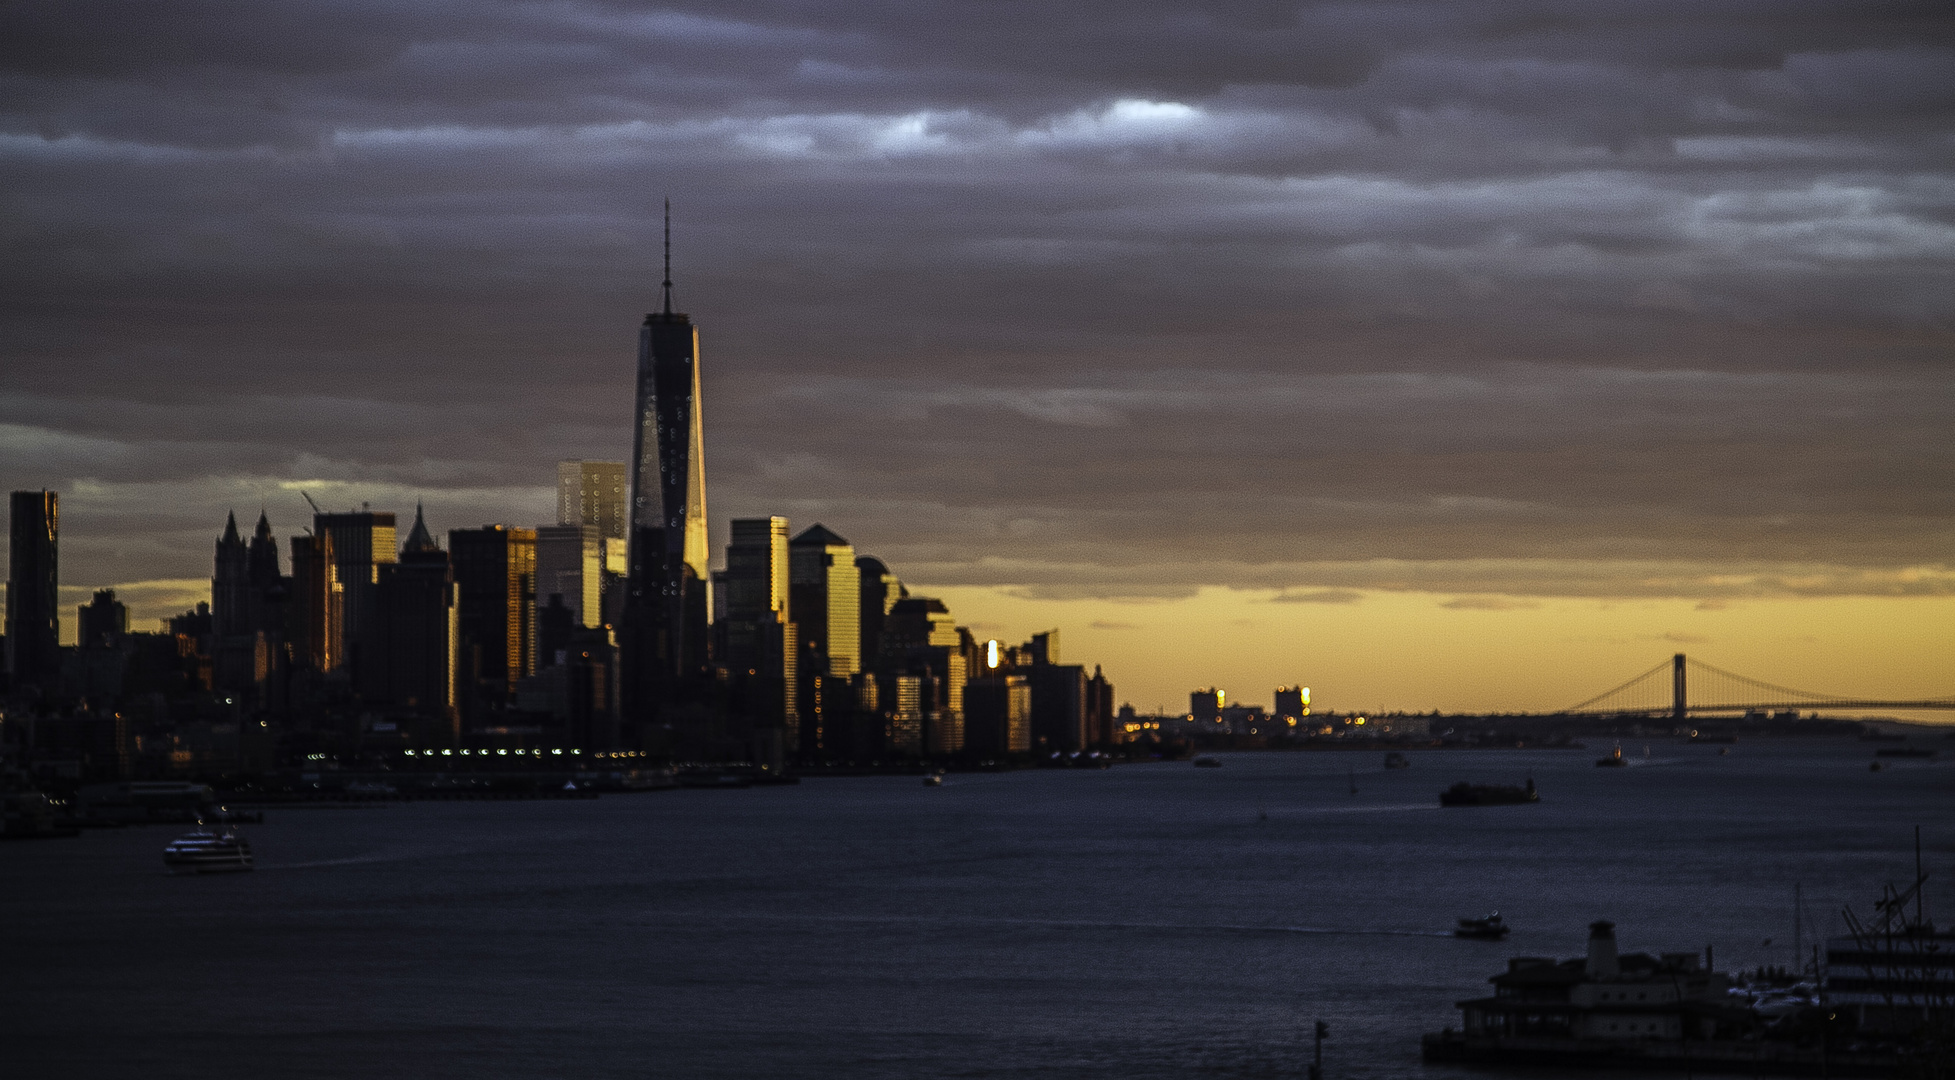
xmin=661 ymin=198 xmax=673 ymax=316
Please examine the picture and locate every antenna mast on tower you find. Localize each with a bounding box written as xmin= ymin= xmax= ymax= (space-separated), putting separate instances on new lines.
xmin=661 ymin=198 xmax=673 ymax=316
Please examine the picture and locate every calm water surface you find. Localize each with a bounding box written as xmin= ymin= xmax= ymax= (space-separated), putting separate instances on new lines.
xmin=4 ymin=738 xmax=1951 ymax=1079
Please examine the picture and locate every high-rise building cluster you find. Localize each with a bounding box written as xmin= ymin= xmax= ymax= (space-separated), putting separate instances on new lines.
xmin=0 ymin=221 xmax=1123 ymax=779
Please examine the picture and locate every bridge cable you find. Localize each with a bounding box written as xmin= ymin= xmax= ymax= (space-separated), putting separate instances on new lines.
xmin=1561 ymin=658 xmax=1673 ymax=714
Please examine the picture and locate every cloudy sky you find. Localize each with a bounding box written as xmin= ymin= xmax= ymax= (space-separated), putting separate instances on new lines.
xmin=4 ymin=1 xmax=1951 ymax=712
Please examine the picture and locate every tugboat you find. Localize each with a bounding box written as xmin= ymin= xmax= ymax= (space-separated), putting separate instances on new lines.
xmin=1455 ymin=913 xmax=1509 ymax=940
xmin=1439 ymin=778 xmax=1538 ymax=807
xmin=922 ymin=772 xmax=944 ymax=787
xmin=1383 ymin=751 xmax=1410 ymax=769
xmin=1595 ymin=743 xmax=1627 ymax=767
xmin=162 ymin=823 xmax=253 ymax=873
xmin=1192 ymin=756 xmax=1223 ymax=768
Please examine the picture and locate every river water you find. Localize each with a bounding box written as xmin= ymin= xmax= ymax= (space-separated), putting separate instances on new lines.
xmin=3 ymin=738 xmax=1950 ymax=1079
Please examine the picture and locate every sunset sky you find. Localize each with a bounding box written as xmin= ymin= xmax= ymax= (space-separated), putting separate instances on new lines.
xmin=3 ymin=2 xmax=1950 ymax=716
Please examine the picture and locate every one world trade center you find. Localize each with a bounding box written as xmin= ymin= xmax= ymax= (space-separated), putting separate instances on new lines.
xmin=624 ymin=204 xmax=710 ymax=718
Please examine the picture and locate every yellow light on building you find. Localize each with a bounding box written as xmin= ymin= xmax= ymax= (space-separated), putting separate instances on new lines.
xmin=986 ymin=639 xmax=1000 ymax=669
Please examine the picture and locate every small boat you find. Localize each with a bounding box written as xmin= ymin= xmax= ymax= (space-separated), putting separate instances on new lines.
xmin=1439 ymin=779 xmax=1539 ymax=807
xmin=1193 ymin=756 xmax=1223 ymax=768
xmin=163 ymin=826 xmax=253 ymax=873
xmin=1595 ymin=743 xmax=1627 ymax=768
xmin=922 ymin=773 xmax=943 ymax=787
xmin=1455 ymin=913 xmax=1509 ymax=940
xmin=1383 ymin=752 xmax=1410 ymax=769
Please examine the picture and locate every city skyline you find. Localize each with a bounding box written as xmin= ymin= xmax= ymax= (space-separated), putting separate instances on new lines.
xmin=2 ymin=2 xmax=1951 ymax=716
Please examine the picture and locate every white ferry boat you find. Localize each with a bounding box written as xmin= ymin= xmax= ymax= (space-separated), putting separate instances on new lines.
xmin=162 ymin=827 xmax=254 ymax=874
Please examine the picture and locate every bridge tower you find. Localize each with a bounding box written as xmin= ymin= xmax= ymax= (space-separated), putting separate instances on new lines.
xmin=1672 ymin=653 xmax=1687 ymax=724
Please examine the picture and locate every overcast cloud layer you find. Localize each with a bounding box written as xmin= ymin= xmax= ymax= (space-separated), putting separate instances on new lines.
xmin=3 ymin=0 xmax=1951 ymax=615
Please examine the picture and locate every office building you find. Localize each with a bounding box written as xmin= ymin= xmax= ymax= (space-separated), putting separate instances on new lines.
xmin=789 ymin=524 xmax=859 ymax=757
xmin=557 ymin=460 xmax=628 ymax=542
xmin=789 ymin=525 xmax=859 ymax=679
xmin=536 ymin=523 xmax=602 ymax=628
xmin=77 ymin=589 xmax=128 ymax=650
xmin=313 ymin=509 xmax=397 ymax=685
xmin=373 ymin=506 xmax=458 ymax=735
xmin=1274 ymin=685 xmax=1310 ymax=719
xmin=880 ymin=596 xmax=967 ymax=756
xmin=451 ymin=525 xmax=536 ymax=707
xmin=856 ymin=556 xmax=904 ymax=668
xmin=1029 ymin=663 xmax=1087 ymax=752
xmin=288 ymin=532 xmax=341 ymax=672
xmin=7 ymin=490 xmax=60 ymax=694
xmin=624 ymin=208 xmax=712 ymax=711
xmin=724 ymin=517 xmax=788 ymax=626
xmin=1085 ymin=665 xmax=1115 ymax=746
xmin=721 ymin=517 xmax=797 ymax=754
xmin=1191 ymin=688 xmax=1224 ymax=722
xmin=965 ymin=674 xmax=1030 ymax=757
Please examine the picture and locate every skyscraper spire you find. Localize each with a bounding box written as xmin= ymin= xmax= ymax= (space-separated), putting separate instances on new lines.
xmin=404 ymin=501 xmax=438 ymax=553
xmin=661 ymin=198 xmax=673 ymax=316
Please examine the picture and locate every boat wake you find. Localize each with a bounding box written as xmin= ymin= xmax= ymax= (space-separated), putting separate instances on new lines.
xmin=1280 ymin=802 xmax=1440 ymax=816
xmin=635 ymin=908 xmax=1457 ymax=940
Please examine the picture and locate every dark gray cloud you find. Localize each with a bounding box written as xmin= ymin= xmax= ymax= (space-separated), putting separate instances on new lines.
xmin=1 ymin=0 xmax=1951 ymax=614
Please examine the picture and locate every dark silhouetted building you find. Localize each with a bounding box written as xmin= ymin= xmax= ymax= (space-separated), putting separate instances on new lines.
xmin=212 ymin=512 xmax=251 ymax=638
xmin=1029 ymin=663 xmax=1087 ymax=752
xmin=73 ymin=588 xmax=131 ymax=704
xmin=1274 ymin=685 xmax=1309 ymax=719
xmin=314 ymin=509 xmax=397 ymax=687
xmin=1085 ymin=665 xmax=1115 ymax=746
xmin=856 ymin=556 xmax=904 ymax=671
xmin=721 ymin=516 xmax=796 ymax=766
xmin=790 ymin=524 xmax=858 ymax=756
xmin=623 ymin=214 xmax=711 ymax=728
xmin=451 ymin=525 xmax=535 ymax=713
xmin=288 ymin=532 xmax=341 ymax=673
xmin=965 ymin=674 xmax=1030 ymax=758
xmin=373 ymin=506 xmax=458 ymax=739
xmin=880 ymin=596 xmax=967 ymax=756
xmin=77 ymin=588 xmax=128 ymax=651
xmin=212 ymin=511 xmax=281 ymax=699
xmin=1191 ymin=687 xmax=1223 ymax=722
xmin=7 ymin=490 xmax=60 ymax=695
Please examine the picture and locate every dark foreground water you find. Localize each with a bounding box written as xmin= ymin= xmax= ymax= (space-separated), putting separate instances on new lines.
xmin=4 ymin=738 xmax=1951 ymax=1079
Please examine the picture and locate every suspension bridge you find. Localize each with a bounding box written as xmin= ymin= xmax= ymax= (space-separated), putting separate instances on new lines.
xmin=1561 ymin=654 xmax=1955 ymax=720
